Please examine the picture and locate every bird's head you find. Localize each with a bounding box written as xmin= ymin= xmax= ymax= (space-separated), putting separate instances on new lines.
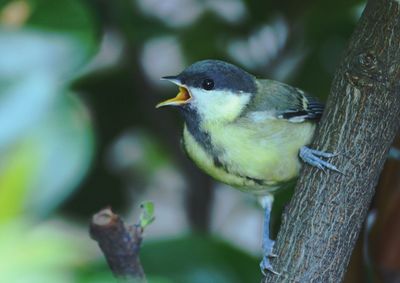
xmin=156 ymin=60 xmax=256 ymax=123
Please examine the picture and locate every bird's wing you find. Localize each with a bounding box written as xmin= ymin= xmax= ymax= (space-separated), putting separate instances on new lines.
xmin=243 ymin=79 xmax=324 ymax=123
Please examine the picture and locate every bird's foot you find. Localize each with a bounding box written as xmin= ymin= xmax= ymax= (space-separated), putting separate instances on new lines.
xmin=260 ymin=238 xmax=279 ymax=275
xmin=299 ymin=146 xmax=342 ymax=173
xmin=260 ymin=254 xmax=280 ymax=276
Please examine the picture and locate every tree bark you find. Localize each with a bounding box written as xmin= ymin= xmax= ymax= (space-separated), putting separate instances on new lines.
xmin=90 ymin=208 xmax=146 ymax=282
xmin=264 ymin=0 xmax=400 ymax=282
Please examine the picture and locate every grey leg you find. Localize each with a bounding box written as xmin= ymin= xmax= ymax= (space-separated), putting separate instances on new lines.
xmin=259 ymin=195 xmax=280 ymax=275
xmin=299 ymin=146 xmax=342 ymax=173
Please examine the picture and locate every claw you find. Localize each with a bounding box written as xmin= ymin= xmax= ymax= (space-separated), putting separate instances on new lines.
xmin=299 ymin=146 xmax=343 ymax=174
xmin=304 ymin=148 xmax=339 ymax=158
xmin=260 ymin=256 xmax=280 ymax=275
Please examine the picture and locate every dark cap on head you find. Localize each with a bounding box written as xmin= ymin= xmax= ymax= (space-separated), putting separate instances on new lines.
xmin=169 ymin=60 xmax=257 ymax=94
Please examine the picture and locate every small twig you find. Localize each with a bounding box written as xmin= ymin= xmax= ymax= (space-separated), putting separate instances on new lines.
xmin=90 ymin=203 xmax=154 ymax=282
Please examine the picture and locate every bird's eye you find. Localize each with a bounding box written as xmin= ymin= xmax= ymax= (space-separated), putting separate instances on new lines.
xmin=202 ymin=79 xmax=214 ymax=91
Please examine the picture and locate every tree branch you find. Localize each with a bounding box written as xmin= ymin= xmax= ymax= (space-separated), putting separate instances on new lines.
xmin=90 ymin=208 xmax=147 ymax=282
xmin=264 ymin=0 xmax=400 ymax=282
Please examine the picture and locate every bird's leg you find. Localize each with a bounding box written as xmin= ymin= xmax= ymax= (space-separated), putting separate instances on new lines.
xmin=259 ymin=195 xmax=280 ymax=275
xmin=299 ymin=146 xmax=341 ymax=173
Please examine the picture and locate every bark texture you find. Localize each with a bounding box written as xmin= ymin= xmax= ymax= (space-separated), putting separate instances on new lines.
xmin=90 ymin=208 xmax=146 ymax=282
xmin=264 ymin=0 xmax=400 ymax=282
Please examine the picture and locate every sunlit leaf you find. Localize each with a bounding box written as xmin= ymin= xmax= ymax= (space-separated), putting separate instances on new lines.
xmin=140 ymin=201 xmax=155 ymax=229
xmin=0 ymin=0 xmax=98 ymax=217
xmin=0 ymin=220 xmax=90 ymax=283
xmin=0 ymin=141 xmax=39 ymax=223
xmin=0 ymin=93 xmax=94 ymax=219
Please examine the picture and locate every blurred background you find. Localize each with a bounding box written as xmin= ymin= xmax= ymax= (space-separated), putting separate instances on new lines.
xmin=0 ymin=0 xmax=399 ymax=282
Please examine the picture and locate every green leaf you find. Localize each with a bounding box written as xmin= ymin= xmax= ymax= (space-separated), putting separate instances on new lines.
xmin=140 ymin=234 xmax=260 ymax=283
xmin=0 ymin=220 xmax=90 ymax=283
xmin=0 ymin=140 xmax=39 ymax=223
xmin=0 ymin=0 xmax=98 ymax=218
xmin=24 ymin=93 xmax=95 ymax=216
xmin=0 ymin=0 xmax=99 ymax=79
xmin=139 ymin=201 xmax=155 ymax=229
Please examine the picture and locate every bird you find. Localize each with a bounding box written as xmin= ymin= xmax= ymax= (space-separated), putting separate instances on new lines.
xmin=156 ymin=59 xmax=339 ymax=274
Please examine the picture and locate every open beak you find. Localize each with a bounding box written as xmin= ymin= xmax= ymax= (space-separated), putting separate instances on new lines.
xmin=156 ymin=76 xmax=191 ymax=108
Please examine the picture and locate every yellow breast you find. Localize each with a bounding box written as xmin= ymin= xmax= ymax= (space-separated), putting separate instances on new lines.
xmin=182 ymin=119 xmax=316 ymax=195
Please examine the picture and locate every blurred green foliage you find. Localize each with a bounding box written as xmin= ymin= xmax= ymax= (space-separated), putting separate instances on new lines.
xmin=0 ymin=0 xmax=370 ymax=282
xmin=141 ymin=235 xmax=260 ymax=283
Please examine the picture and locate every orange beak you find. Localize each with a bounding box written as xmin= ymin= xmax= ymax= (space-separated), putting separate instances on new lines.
xmin=156 ymin=86 xmax=191 ymax=108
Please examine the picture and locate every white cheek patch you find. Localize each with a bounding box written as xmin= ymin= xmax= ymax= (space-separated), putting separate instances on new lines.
xmin=190 ymin=88 xmax=252 ymax=122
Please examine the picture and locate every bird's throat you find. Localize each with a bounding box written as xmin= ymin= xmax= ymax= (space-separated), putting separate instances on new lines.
xmin=179 ymin=106 xmax=215 ymax=156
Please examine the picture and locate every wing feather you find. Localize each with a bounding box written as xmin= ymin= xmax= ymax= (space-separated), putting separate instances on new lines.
xmin=244 ymin=79 xmax=324 ymax=123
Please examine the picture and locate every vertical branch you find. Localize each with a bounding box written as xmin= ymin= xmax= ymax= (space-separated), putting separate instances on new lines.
xmin=264 ymin=0 xmax=400 ymax=282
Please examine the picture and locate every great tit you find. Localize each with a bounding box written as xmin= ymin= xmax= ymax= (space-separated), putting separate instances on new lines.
xmin=156 ymin=59 xmax=338 ymax=274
